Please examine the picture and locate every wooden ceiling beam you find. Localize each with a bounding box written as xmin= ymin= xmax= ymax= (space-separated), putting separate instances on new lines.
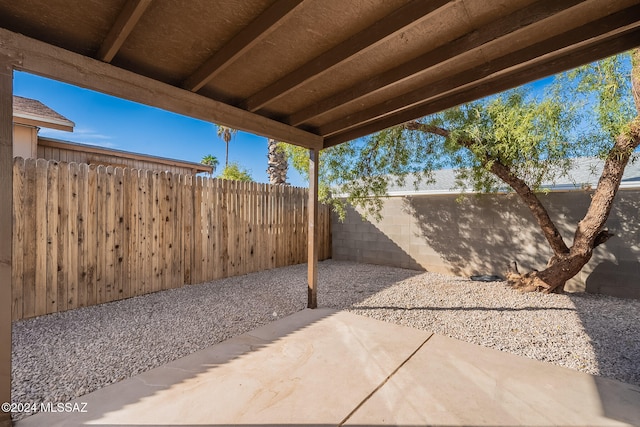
xmin=181 ymin=0 xmax=304 ymax=93
xmin=324 ymin=26 xmax=640 ymax=148
xmin=97 ymin=0 xmax=152 ymax=63
xmin=318 ymin=3 xmax=640 ymax=138
xmin=0 ymin=28 xmax=323 ymax=149
xmin=287 ymin=0 xmax=585 ymax=127
xmin=240 ymin=0 xmax=452 ymax=113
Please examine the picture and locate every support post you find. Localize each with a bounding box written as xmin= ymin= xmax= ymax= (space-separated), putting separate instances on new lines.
xmin=307 ymin=148 xmax=319 ymax=309
xmin=0 ymin=57 xmax=14 ymax=427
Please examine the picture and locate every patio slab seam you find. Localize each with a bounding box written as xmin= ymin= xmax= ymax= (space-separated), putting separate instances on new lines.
xmin=339 ymin=331 xmax=435 ymax=426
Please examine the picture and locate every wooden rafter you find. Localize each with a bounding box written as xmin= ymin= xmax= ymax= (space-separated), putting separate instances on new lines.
xmin=324 ymin=25 xmax=640 ymax=147
xmin=287 ymin=0 xmax=585 ymax=127
xmin=97 ymin=0 xmax=152 ymax=63
xmin=0 ymin=28 xmax=323 ymax=150
xmin=240 ymin=0 xmax=452 ymax=112
xmin=318 ymin=3 xmax=640 ymax=139
xmin=182 ymin=0 xmax=304 ymax=92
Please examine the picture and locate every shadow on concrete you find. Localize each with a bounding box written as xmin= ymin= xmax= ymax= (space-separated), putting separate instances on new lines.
xmin=402 ymin=191 xmax=640 ymax=424
xmin=15 ymin=309 xmax=335 ymax=426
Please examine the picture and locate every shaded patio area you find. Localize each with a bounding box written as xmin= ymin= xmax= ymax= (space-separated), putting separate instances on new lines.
xmin=16 ymin=308 xmax=640 ymax=426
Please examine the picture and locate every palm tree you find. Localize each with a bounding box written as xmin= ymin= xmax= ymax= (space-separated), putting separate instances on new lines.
xmin=201 ymin=154 xmax=219 ymax=176
xmin=216 ymin=125 xmax=237 ymax=167
xmin=266 ymin=138 xmax=288 ymax=185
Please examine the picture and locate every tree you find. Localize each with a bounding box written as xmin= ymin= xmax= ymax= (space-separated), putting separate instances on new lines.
xmin=216 ymin=125 xmax=237 ymax=166
xmin=266 ymin=139 xmax=288 ymax=185
xmin=201 ymin=154 xmax=219 ymax=176
xmin=218 ymin=162 xmax=253 ymax=182
xmin=285 ymin=49 xmax=640 ymax=293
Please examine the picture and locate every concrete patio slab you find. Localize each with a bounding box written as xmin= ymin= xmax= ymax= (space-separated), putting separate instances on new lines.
xmin=346 ymin=334 xmax=640 ymax=426
xmin=15 ymin=308 xmax=640 ymax=426
xmin=16 ymin=308 xmax=432 ymax=426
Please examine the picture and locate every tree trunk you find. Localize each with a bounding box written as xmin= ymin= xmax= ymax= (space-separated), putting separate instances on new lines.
xmin=517 ymin=117 xmax=640 ymax=293
xmin=512 ymin=51 xmax=640 ymax=293
xmin=266 ymin=138 xmax=288 ymax=185
xmin=405 ymin=50 xmax=640 ymax=293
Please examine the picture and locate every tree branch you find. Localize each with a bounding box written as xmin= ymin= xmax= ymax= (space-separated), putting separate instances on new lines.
xmin=403 ymin=119 xmax=571 ymax=256
xmin=593 ymin=229 xmax=615 ymax=247
xmin=403 ymin=120 xmax=450 ymax=137
xmin=487 ymin=160 xmax=570 ymax=256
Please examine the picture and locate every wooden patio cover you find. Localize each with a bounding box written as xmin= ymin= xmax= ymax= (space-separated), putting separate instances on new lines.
xmin=1 ymin=1 xmax=640 ymax=424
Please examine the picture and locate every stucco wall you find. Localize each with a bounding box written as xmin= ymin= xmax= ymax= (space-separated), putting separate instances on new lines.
xmin=332 ymin=190 xmax=640 ymax=299
xmin=12 ymin=124 xmax=37 ymax=159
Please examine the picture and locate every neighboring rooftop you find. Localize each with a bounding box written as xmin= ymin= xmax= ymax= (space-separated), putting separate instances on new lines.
xmin=385 ymin=157 xmax=640 ymax=196
xmin=13 ymin=95 xmax=75 ymax=132
xmin=38 ymin=137 xmax=213 ymax=175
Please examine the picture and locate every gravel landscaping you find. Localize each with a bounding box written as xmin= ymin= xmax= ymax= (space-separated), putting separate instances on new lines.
xmin=11 ymin=260 xmax=640 ymax=421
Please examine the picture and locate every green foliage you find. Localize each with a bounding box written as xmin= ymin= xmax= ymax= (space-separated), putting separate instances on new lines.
xmin=218 ymin=162 xmax=253 ymax=182
xmin=563 ymin=54 xmax=635 ymax=143
xmin=200 ymin=154 xmax=219 ymax=175
xmin=283 ymin=51 xmax=636 ymax=220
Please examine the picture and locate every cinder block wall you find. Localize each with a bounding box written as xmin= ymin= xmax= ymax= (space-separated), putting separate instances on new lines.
xmin=332 ymin=190 xmax=640 ymax=299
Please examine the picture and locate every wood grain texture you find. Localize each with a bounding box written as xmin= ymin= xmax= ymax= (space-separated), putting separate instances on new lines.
xmin=0 ymin=62 xmax=12 ymax=424
xmin=0 ymin=28 xmax=323 ymax=149
xmin=10 ymin=160 xmax=332 ymax=320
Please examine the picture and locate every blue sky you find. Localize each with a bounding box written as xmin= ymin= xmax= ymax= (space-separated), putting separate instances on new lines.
xmin=14 ymin=71 xmax=308 ymax=186
xmin=14 ymin=71 xmax=564 ymax=189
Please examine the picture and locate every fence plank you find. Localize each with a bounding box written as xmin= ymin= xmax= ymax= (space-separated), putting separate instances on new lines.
xmin=21 ymin=159 xmax=37 ymax=319
xmin=12 ymin=161 xmax=331 ymax=320
xmin=205 ymin=177 xmax=213 ymax=281
xmin=144 ymin=170 xmax=154 ymax=295
xmin=11 ymin=158 xmax=25 ymax=321
xmin=221 ymin=179 xmax=230 ymax=279
xmin=192 ymin=176 xmax=202 ymax=284
xmin=45 ymin=161 xmax=59 ymax=314
xmin=126 ymin=168 xmax=136 ymax=297
xmin=135 ymin=169 xmax=147 ymax=296
xmin=256 ymin=183 xmax=263 ymax=272
xmin=183 ymin=175 xmax=193 ymax=285
xmin=211 ymin=178 xmax=220 ymax=281
xmin=67 ymin=162 xmax=79 ymax=309
xmin=95 ymin=165 xmax=105 ymax=303
xmin=86 ymin=165 xmax=97 ymax=306
xmin=159 ymin=172 xmax=168 ymax=291
xmin=170 ymin=174 xmax=180 ymax=289
xmin=76 ymin=163 xmax=88 ymax=308
xmin=112 ymin=167 xmax=124 ymax=300
xmin=150 ymin=172 xmax=160 ymax=293
xmin=104 ymin=166 xmax=116 ymax=302
xmin=34 ymin=159 xmax=48 ymax=317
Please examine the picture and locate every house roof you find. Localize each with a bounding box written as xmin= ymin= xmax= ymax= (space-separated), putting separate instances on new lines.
xmin=38 ymin=137 xmax=213 ymax=174
xmin=0 ymin=1 xmax=638 ymax=150
xmin=13 ymin=95 xmax=75 ymax=132
xmin=385 ymin=157 xmax=640 ymax=196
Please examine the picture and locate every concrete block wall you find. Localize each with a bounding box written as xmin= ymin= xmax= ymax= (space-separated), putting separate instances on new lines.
xmin=332 ymin=190 xmax=640 ymax=299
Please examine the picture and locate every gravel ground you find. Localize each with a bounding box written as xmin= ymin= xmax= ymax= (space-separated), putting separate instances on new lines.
xmin=11 ymin=260 xmax=640 ymax=421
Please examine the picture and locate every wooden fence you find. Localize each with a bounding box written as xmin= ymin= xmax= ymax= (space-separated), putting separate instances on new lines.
xmin=11 ymin=158 xmax=331 ymax=321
